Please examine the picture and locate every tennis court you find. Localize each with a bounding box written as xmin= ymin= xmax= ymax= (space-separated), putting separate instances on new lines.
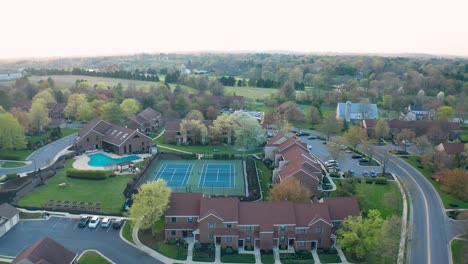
xmin=148 ymin=159 xmax=246 ymax=196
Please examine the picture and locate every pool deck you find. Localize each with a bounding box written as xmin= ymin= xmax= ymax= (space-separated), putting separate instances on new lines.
xmin=73 ymin=151 xmax=150 ymax=171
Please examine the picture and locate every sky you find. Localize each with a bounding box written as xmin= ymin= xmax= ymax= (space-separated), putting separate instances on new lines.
xmin=1 ymin=0 xmax=468 ymax=59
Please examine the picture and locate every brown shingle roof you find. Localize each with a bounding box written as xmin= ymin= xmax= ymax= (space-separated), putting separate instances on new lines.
xmin=321 ymin=197 xmax=360 ymax=221
xmin=239 ymin=201 xmax=296 ymax=232
xmin=12 ymin=237 xmax=77 ymax=264
xmin=266 ymin=134 xmax=289 ymax=146
xmin=199 ymin=197 xmax=239 ymax=222
xmin=0 ymin=203 xmax=20 ymax=219
xmin=138 ymin=107 xmax=162 ymax=121
xmin=294 ymin=203 xmax=331 ymax=227
xmin=439 ymin=143 xmax=465 ymax=156
xmin=166 ymin=193 xmax=204 ymax=216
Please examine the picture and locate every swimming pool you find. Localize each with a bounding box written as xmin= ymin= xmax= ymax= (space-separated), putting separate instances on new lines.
xmin=88 ymin=153 xmax=140 ymax=167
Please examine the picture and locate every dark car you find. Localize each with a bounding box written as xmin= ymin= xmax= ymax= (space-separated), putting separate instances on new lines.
xmin=359 ymin=158 xmax=369 ymax=163
xmin=78 ymin=216 xmax=90 ymax=228
xmin=307 ymin=136 xmax=317 ymax=140
xmin=113 ymin=219 xmax=124 ymax=229
xmin=370 ymin=170 xmax=377 ymax=177
xmin=348 ymin=170 xmax=356 ymax=177
xmin=362 ymin=171 xmax=369 ymax=177
xmin=352 ymin=154 xmax=363 ymax=159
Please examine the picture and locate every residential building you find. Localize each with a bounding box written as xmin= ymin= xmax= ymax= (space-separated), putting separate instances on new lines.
xmin=128 ymin=107 xmax=162 ymax=133
xmin=12 ymin=101 xmax=66 ymax=127
xmin=362 ymin=119 xmax=462 ymax=141
xmin=0 ymin=71 xmax=21 ymax=81
xmin=164 ymin=119 xmax=213 ymax=144
xmin=336 ymin=101 xmax=378 ymax=123
xmin=265 ymin=135 xmax=323 ymax=197
xmin=12 ymin=237 xmax=77 ymax=264
xmin=0 ymin=203 xmax=20 ymax=238
xmin=435 ymin=142 xmax=465 ymax=156
xmin=74 ymin=119 xmax=152 ymax=155
xmin=165 ymin=193 xmax=360 ymax=251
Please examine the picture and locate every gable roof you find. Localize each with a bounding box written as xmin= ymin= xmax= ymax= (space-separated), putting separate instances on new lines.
xmin=199 ymin=197 xmax=239 ymax=222
xmin=337 ymin=102 xmax=378 ymax=119
xmin=321 ymin=197 xmax=360 ymax=221
xmin=0 ymin=203 xmax=20 ymax=219
xmin=138 ymin=107 xmax=161 ymax=121
xmin=266 ymin=134 xmax=289 ymax=146
xmin=436 ymin=143 xmax=465 ymax=156
xmin=12 ymin=237 xmax=77 ymax=264
xmin=276 ymin=139 xmax=322 ymax=182
xmin=166 ymin=193 xmax=204 ymax=216
xmin=239 ymin=201 xmax=296 ymax=232
xmin=294 ymin=203 xmax=332 ymax=227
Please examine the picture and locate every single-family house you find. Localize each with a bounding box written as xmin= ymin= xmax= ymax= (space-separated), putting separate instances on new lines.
xmin=0 ymin=203 xmax=20 ymax=238
xmin=164 ymin=193 xmax=359 ymax=251
xmin=336 ymin=101 xmax=378 ymax=123
xmin=74 ymin=119 xmax=152 ymax=155
xmin=128 ymin=107 xmax=162 ymax=133
xmin=12 ymin=237 xmax=78 ymax=264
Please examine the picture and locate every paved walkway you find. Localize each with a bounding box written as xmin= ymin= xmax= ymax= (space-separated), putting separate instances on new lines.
xmin=311 ymin=249 xmax=320 ymax=263
xmin=273 ymin=247 xmax=280 ymax=263
xmin=336 ymin=246 xmax=350 ymax=264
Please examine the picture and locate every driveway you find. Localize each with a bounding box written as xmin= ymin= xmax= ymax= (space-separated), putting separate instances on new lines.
xmin=0 ymin=133 xmax=77 ymax=176
xmin=0 ymin=217 xmax=161 ymax=264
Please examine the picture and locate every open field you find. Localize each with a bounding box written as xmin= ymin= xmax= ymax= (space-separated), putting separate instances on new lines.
xmin=18 ymin=160 xmax=130 ymax=214
xmin=404 ymin=156 xmax=468 ymax=209
xmin=29 ymin=75 xmax=160 ymax=89
xmin=225 ymin=86 xmax=277 ymax=100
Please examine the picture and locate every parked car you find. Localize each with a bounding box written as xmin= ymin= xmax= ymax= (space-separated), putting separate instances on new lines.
xmin=101 ymin=217 xmax=112 ymax=228
xmin=370 ymin=170 xmax=377 ymax=177
xmin=88 ymin=216 xmax=100 ymax=228
xmin=307 ymin=145 xmax=312 ymax=150
xmin=307 ymin=136 xmax=317 ymax=140
xmin=325 ymin=160 xmax=338 ymax=165
xmin=362 ymin=171 xmax=369 ymax=177
xmin=113 ymin=219 xmax=124 ymax=229
xmin=352 ymin=154 xmax=363 ymax=159
xmin=359 ymin=158 xmax=369 ymax=163
xmin=295 ymin=131 xmax=305 ymax=136
xmin=78 ymin=216 xmax=90 ymax=228
xmin=348 ymin=170 xmax=356 ymax=177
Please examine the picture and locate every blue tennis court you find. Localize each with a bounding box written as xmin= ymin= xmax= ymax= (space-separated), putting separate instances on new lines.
xmin=153 ymin=163 xmax=193 ymax=187
xmin=199 ymin=164 xmax=235 ymax=188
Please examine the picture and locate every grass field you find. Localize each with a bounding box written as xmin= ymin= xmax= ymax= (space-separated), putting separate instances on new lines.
xmin=1 ymin=161 xmax=26 ymax=168
xmin=255 ymin=160 xmax=272 ymax=200
xmin=154 ymin=135 xmax=262 ymax=155
xmin=122 ymin=221 xmax=135 ymax=244
xmin=318 ymin=253 xmax=342 ymax=263
xmin=146 ymin=159 xmax=245 ymax=196
xmin=30 ymin=75 xmax=161 ymax=90
xmin=78 ymin=251 xmax=112 ymax=264
xmin=18 ymin=160 xmax=130 ymax=214
xmin=404 ymin=156 xmax=468 ymax=209
xmin=225 ymin=86 xmax=277 ymax=100
xmin=260 ymin=253 xmax=275 ymax=264
xmin=451 ymin=239 xmax=467 ymax=264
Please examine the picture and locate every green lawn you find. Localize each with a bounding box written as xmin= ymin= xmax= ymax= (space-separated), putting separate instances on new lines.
xmin=452 ymin=239 xmax=467 ymax=264
xmin=318 ymin=253 xmax=341 ymax=263
xmin=461 ymin=126 xmax=468 ymax=141
xmin=19 ymin=212 xmax=44 ymax=219
xmin=260 ymin=253 xmax=275 ymax=264
xmin=18 ymin=160 xmax=131 ymax=214
xmin=221 ymin=253 xmax=256 ymax=263
xmin=78 ymin=251 xmax=111 ymax=264
xmin=255 ymin=160 xmax=272 ymax=200
xmin=0 ymin=149 xmax=34 ymax=161
xmin=122 ymin=221 xmax=134 ymax=244
xmin=154 ymin=135 xmax=262 ymax=156
xmin=224 ymin=86 xmax=278 ymax=101
xmin=1 ymin=161 xmax=26 ymax=168
xmin=404 ymin=156 xmax=468 ymax=209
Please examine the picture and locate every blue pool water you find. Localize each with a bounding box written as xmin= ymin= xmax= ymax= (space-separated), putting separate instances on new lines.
xmin=88 ymin=153 xmax=140 ymax=167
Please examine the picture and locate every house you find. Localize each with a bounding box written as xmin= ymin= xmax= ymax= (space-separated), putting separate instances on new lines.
xmin=164 ymin=193 xmax=360 ymax=251
xmin=0 ymin=71 xmax=21 ymax=81
xmin=336 ymin=101 xmax=378 ymax=123
xmin=362 ymin=119 xmax=462 ymax=141
xmin=12 ymin=237 xmax=77 ymax=264
xmin=265 ymin=135 xmax=323 ymax=197
xmin=13 ymin=101 xmax=66 ymax=127
xmin=405 ymin=104 xmax=430 ymax=120
xmin=128 ymin=107 xmax=162 ymax=133
xmin=164 ymin=119 xmax=213 ymax=144
xmin=319 ymin=197 xmax=360 ymax=224
xmin=74 ymin=119 xmax=152 ymax=155
xmin=435 ymin=142 xmax=465 ymax=156
xmin=0 ymin=203 xmax=20 ymax=238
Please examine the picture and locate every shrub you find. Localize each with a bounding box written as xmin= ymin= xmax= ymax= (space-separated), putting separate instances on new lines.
xmin=66 ymin=169 xmax=108 ymax=180
xmin=330 ymin=172 xmax=340 ymax=178
xmin=6 ymin=173 xmax=18 ymax=180
xmin=374 ymin=177 xmax=388 ymax=185
xmin=244 ymin=245 xmax=254 ymax=251
xmin=279 ymin=244 xmax=288 ymax=250
xmin=365 ymin=178 xmax=374 ymax=184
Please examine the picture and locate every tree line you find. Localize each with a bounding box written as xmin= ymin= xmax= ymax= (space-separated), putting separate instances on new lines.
xmin=24 ymin=68 xmax=160 ymax=82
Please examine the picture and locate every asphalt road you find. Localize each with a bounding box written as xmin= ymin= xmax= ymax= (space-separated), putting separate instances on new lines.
xmin=0 ymin=217 xmax=161 ymax=264
xmin=0 ymin=133 xmax=77 ymax=176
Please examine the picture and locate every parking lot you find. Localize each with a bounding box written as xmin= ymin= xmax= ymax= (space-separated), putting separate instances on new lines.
xmin=299 ymin=132 xmax=381 ymax=177
xmin=0 ymin=217 xmax=161 ymax=264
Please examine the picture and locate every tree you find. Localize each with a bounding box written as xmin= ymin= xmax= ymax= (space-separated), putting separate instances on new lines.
xmin=464 ymin=144 xmax=468 ymax=165
xmin=343 ymin=126 xmax=368 ymax=149
xmin=64 ymin=94 xmax=87 ymax=119
xmin=129 ymin=179 xmax=171 ymax=231
xmin=413 ymin=135 xmax=433 ymax=155
xmin=435 ymin=106 xmax=454 ymax=121
xmin=120 ymin=98 xmax=141 ymax=117
xmin=440 ymin=169 xmax=468 ymax=201
xmin=185 ymin=110 xmax=204 ymax=121
xmin=378 ymin=216 xmax=402 ymax=262
xmin=321 ymin=113 xmax=343 ymax=140
xmin=77 ymin=102 xmax=96 ymax=121
xmin=29 ymin=99 xmax=51 ymax=132
xmin=309 ymin=106 xmax=322 ymax=125
xmin=211 ymin=114 xmax=234 ymax=144
xmin=11 ymin=108 xmax=30 ymax=131
xmin=337 ymin=210 xmax=384 ymax=261
xmin=374 ymin=119 xmax=390 ymax=140
xmin=396 ymin=129 xmax=416 ymax=152
xmin=205 ymin=105 xmax=219 ymax=120
xmin=101 ymin=102 xmax=124 ymax=125
xmin=208 ymin=80 xmax=225 ymax=96
xmin=277 ymin=81 xmax=296 ymax=101
xmin=335 ymin=179 xmax=357 ymax=197
xmin=231 ymin=113 xmax=267 ymax=149
xmin=0 ymin=113 xmax=27 ymax=150
xmin=179 ymin=119 xmax=208 ymax=144
xmin=32 ymin=89 xmax=56 ymax=104
xmin=269 ymin=178 xmax=311 ymax=202
xmin=381 ymin=95 xmax=393 ymax=109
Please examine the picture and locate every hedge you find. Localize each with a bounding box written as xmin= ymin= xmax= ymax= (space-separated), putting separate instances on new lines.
xmin=66 ymin=169 xmax=109 ymax=180
xmin=0 ymin=154 xmax=22 ymax=161
xmin=6 ymin=173 xmax=18 ymax=180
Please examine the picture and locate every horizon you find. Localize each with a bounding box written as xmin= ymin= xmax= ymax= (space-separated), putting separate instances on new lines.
xmin=1 ymin=0 xmax=468 ymax=59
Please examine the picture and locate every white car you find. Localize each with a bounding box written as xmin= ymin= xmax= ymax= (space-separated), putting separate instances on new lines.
xmin=88 ymin=216 xmax=100 ymax=228
xmin=101 ymin=217 xmax=112 ymax=228
xmin=307 ymin=145 xmax=312 ymax=150
xmin=325 ymin=160 xmax=339 ymax=166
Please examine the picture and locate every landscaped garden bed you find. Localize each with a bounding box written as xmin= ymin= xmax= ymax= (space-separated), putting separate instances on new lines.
xmin=192 ymin=242 xmax=215 ymax=262
xmin=221 ymin=246 xmax=255 ymax=263
xmin=280 ymin=251 xmax=314 ymax=264
xmin=260 ymin=250 xmax=274 ymax=264
xmin=317 ymin=248 xmax=341 ymax=263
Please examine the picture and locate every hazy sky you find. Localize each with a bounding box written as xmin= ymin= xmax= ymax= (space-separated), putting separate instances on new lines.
xmin=1 ymin=0 xmax=468 ymax=58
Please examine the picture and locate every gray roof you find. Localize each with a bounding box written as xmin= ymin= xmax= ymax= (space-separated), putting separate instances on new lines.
xmin=0 ymin=203 xmax=20 ymax=219
xmin=337 ymin=102 xmax=378 ymax=119
xmin=138 ymin=107 xmax=161 ymax=121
